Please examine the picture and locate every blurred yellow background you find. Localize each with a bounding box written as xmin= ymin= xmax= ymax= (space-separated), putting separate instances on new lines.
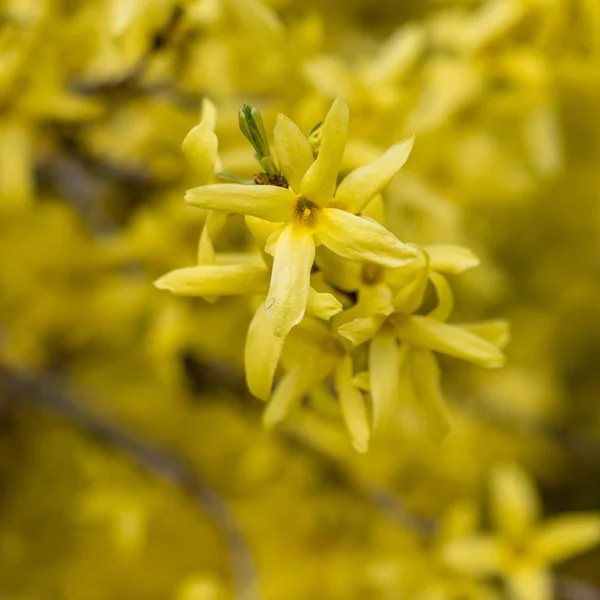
xmin=1 ymin=0 xmax=600 ymax=598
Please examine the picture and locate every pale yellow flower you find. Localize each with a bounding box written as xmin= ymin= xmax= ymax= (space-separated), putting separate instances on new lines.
xmin=442 ymin=464 xmax=600 ymax=600
xmin=185 ymin=98 xmax=416 ymax=337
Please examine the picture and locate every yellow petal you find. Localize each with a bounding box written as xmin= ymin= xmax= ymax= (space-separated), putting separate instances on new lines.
xmin=335 ymin=355 xmax=370 ymax=453
xmin=245 ymin=302 xmax=285 ymax=401
xmin=441 ymin=535 xmax=504 ymax=576
xmin=506 ymin=568 xmax=552 ymax=600
xmin=300 ymin=97 xmax=349 ymax=206
xmin=154 ymin=264 xmax=269 ymax=297
xmin=306 ymin=288 xmax=343 ymax=320
xmin=314 ymin=246 xmax=362 ymax=292
xmin=395 ymin=315 xmax=506 ymax=368
xmin=353 ymin=371 xmax=370 ymax=391
xmin=186 ymin=184 xmax=295 ymax=222
xmin=368 ymin=24 xmax=426 ymax=85
xmin=369 ymin=325 xmax=400 ymax=427
xmin=338 ymin=314 xmax=387 ymax=346
xmin=263 ymin=355 xmax=334 ymax=429
xmin=393 ymin=257 xmax=429 ymax=314
xmin=318 ymin=208 xmax=417 ymax=267
xmin=197 ymin=211 xmax=228 ymax=264
xmin=535 ymin=514 xmax=600 ymax=564
xmin=228 ymin=0 xmax=284 ymax=53
xmin=200 ymin=97 xmax=218 ymax=131
xmin=182 ymin=121 xmax=218 ymax=184
xmin=262 ymin=364 xmax=306 ymax=429
xmin=423 ymin=244 xmax=480 ymax=274
xmin=273 ymin=113 xmax=313 ymax=192
xmin=302 ymin=57 xmax=353 ymax=99
xmin=490 ymin=463 xmax=540 ymax=538
xmin=428 ymin=272 xmax=454 ymax=321
xmin=266 ymin=226 xmax=315 ymax=337
xmin=459 ymin=320 xmax=511 ymax=349
xmin=335 ymin=136 xmax=414 ymax=213
xmin=0 ymin=120 xmax=33 ymax=209
xmin=408 ymin=350 xmax=451 ymax=443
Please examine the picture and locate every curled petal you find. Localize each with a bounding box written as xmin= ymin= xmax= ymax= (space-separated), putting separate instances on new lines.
xmin=338 ymin=314 xmax=387 ymax=347
xmin=300 ymin=97 xmax=349 ymax=206
xmin=245 ymin=302 xmax=285 ymax=401
xmin=155 ymin=264 xmax=269 ymax=297
xmin=274 ymin=113 xmax=313 ymax=191
xmin=335 ymin=136 xmax=414 ymax=213
xmin=318 ymin=208 xmax=417 ymax=267
xmin=186 ymin=184 xmax=295 ymax=222
xmin=428 ymin=272 xmax=454 ymax=321
xmin=395 ymin=315 xmax=506 ymax=368
xmin=182 ymin=121 xmax=218 ymax=184
xmin=306 ymin=288 xmax=343 ymax=320
xmin=266 ymin=226 xmax=315 ymax=337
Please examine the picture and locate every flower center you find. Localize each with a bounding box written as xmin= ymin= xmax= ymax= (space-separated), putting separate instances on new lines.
xmin=293 ymin=196 xmax=319 ymax=228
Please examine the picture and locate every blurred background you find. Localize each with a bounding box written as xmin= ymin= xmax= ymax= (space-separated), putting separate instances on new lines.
xmin=1 ymin=0 xmax=600 ymax=598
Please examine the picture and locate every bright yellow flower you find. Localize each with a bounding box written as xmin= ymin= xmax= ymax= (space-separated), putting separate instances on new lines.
xmin=185 ymin=98 xmax=417 ymax=337
xmin=336 ymin=246 xmax=508 ymax=441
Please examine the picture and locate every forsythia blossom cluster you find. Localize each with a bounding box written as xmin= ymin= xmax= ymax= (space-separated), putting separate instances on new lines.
xmin=156 ymin=97 xmax=509 ymax=452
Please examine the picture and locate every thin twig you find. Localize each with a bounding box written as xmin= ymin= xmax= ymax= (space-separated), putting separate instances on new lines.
xmin=0 ymin=361 xmax=260 ymax=600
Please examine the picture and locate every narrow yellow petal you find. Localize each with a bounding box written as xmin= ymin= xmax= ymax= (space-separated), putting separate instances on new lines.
xmin=368 ymin=24 xmax=426 ymax=85
xmin=369 ymin=325 xmax=400 ymax=427
xmin=197 ymin=211 xmax=228 ymax=264
xmin=506 ymin=568 xmax=552 ymax=600
xmin=408 ymin=350 xmax=451 ymax=443
xmin=245 ymin=303 xmax=285 ymax=401
xmin=490 ymin=463 xmax=540 ymax=538
xmin=353 ymin=371 xmax=371 ymax=391
xmin=266 ymin=226 xmax=315 ymax=337
xmin=182 ymin=121 xmax=218 ymax=184
xmin=200 ymin=97 xmax=218 ymax=131
xmin=428 ymin=272 xmax=454 ymax=321
xmin=338 ymin=314 xmax=387 ymax=346
xmin=306 ymin=288 xmax=343 ymax=320
xmin=441 ymin=535 xmax=504 ymax=576
xmin=318 ymin=208 xmax=417 ymax=267
xmin=335 ymin=136 xmax=414 ymax=213
xmin=155 ymin=264 xmax=269 ymax=297
xmin=395 ymin=315 xmax=506 ymax=368
xmin=535 ymin=514 xmax=600 ymax=564
xmin=459 ymin=320 xmax=511 ymax=349
xmin=423 ymin=244 xmax=480 ymax=274
xmin=263 ymin=364 xmax=305 ymax=430
xmin=300 ymin=98 xmax=349 ymax=206
xmin=273 ymin=114 xmax=313 ymax=192
xmin=314 ymin=246 xmax=362 ymax=292
xmin=263 ymin=355 xmax=334 ymax=429
xmin=186 ymin=184 xmax=295 ymax=222
xmin=335 ymin=355 xmax=370 ymax=453
xmin=302 ymin=57 xmax=353 ymax=99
